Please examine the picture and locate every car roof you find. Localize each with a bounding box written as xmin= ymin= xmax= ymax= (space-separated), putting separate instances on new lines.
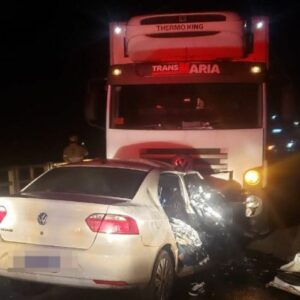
xmin=59 ymin=158 xmax=175 ymax=172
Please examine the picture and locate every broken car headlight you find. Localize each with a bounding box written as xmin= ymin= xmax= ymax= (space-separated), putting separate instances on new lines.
xmin=245 ymin=195 xmax=262 ymax=217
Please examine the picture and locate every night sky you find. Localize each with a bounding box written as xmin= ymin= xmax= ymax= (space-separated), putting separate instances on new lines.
xmin=1 ymin=1 xmax=300 ymax=167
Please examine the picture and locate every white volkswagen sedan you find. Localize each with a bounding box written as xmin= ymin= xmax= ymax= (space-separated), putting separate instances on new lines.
xmin=0 ymin=159 xmax=261 ymax=299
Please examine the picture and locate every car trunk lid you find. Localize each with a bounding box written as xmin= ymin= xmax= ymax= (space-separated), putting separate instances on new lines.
xmin=0 ymin=194 xmax=117 ymax=250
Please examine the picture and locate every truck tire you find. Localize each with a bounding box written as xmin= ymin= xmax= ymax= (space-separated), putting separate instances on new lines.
xmin=142 ymin=249 xmax=175 ymax=300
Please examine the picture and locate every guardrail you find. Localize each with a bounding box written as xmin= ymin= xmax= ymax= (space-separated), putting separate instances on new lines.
xmin=0 ymin=163 xmax=55 ymax=195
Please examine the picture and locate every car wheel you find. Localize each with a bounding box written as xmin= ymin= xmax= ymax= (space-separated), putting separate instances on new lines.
xmin=142 ymin=249 xmax=175 ymax=300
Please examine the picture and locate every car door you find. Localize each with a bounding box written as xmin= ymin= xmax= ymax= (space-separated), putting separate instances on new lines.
xmin=158 ymin=172 xmax=208 ymax=269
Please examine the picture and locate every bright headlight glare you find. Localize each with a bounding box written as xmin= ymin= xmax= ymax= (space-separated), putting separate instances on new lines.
xmin=267 ymin=145 xmax=276 ymax=151
xmin=250 ymin=66 xmax=261 ymax=74
xmin=256 ymin=21 xmax=264 ymax=29
xmin=204 ymin=206 xmax=222 ymax=220
xmin=286 ymin=141 xmax=295 ymax=149
xmin=114 ymin=26 xmax=122 ymax=34
xmin=244 ymin=170 xmax=261 ymax=186
xmin=112 ymin=68 xmax=122 ymax=76
xmin=203 ymin=192 xmax=211 ymax=200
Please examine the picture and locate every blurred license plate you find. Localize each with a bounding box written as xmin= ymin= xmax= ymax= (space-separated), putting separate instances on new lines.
xmin=24 ymin=256 xmax=60 ymax=269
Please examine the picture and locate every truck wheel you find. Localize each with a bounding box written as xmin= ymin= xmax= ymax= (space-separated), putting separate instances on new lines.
xmin=142 ymin=250 xmax=175 ymax=300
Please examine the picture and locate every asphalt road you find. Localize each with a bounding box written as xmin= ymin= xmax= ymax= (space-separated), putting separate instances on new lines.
xmin=0 ymin=250 xmax=298 ymax=300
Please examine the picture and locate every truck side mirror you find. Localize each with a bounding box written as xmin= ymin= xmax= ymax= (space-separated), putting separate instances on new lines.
xmin=85 ymin=78 xmax=106 ymax=129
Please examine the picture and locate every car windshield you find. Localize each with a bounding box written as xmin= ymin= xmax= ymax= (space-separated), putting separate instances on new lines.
xmin=111 ymin=83 xmax=261 ymax=130
xmin=22 ymin=167 xmax=147 ymax=199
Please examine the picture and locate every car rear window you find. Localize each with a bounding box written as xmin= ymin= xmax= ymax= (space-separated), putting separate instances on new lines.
xmin=23 ymin=167 xmax=147 ymax=199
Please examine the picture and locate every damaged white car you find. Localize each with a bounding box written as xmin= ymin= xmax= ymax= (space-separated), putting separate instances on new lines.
xmin=0 ymin=159 xmax=264 ymax=300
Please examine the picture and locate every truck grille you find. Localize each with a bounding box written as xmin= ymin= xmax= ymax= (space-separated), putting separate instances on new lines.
xmin=140 ymin=148 xmax=228 ymax=173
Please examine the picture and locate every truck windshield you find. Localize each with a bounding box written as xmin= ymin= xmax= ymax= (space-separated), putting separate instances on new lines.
xmin=110 ymin=83 xmax=261 ymax=130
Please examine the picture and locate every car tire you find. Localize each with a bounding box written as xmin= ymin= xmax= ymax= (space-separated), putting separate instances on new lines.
xmin=141 ymin=249 xmax=175 ymax=300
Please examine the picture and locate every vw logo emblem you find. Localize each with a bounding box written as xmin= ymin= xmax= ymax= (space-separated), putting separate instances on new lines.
xmin=38 ymin=212 xmax=48 ymax=225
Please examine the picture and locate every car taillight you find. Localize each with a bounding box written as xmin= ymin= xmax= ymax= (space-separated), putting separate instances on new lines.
xmin=0 ymin=206 xmax=7 ymax=223
xmin=100 ymin=214 xmax=139 ymax=235
xmin=86 ymin=214 xmax=139 ymax=235
xmin=85 ymin=214 xmax=105 ymax=232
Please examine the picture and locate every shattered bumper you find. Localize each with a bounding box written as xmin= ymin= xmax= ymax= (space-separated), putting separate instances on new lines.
xmin=231 ymin=201 xmax=270 ymax=238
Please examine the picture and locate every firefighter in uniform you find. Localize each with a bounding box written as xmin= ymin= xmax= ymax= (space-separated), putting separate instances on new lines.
xmin=63 ymin=135 xmax=88 ymax=163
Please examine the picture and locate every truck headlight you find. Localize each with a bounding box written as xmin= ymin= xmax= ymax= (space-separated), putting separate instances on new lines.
xmin=244 ymin=169 xmax=261 ymax=186
xmin=112 ymin=68 xmax=122 ymax=76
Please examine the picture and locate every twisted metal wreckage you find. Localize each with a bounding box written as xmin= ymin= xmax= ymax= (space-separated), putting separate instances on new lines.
xmin=268 ymin=253 xmax=300 ymax=297
xmin=160 ymin=172 xmax=300 ymax=297
xmin=160 ymin=179 xmax=235 ymax=270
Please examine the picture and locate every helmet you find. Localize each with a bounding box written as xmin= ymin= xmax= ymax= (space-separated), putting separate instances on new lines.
xmin=69 ymin=135 xmax=79 ymax=143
